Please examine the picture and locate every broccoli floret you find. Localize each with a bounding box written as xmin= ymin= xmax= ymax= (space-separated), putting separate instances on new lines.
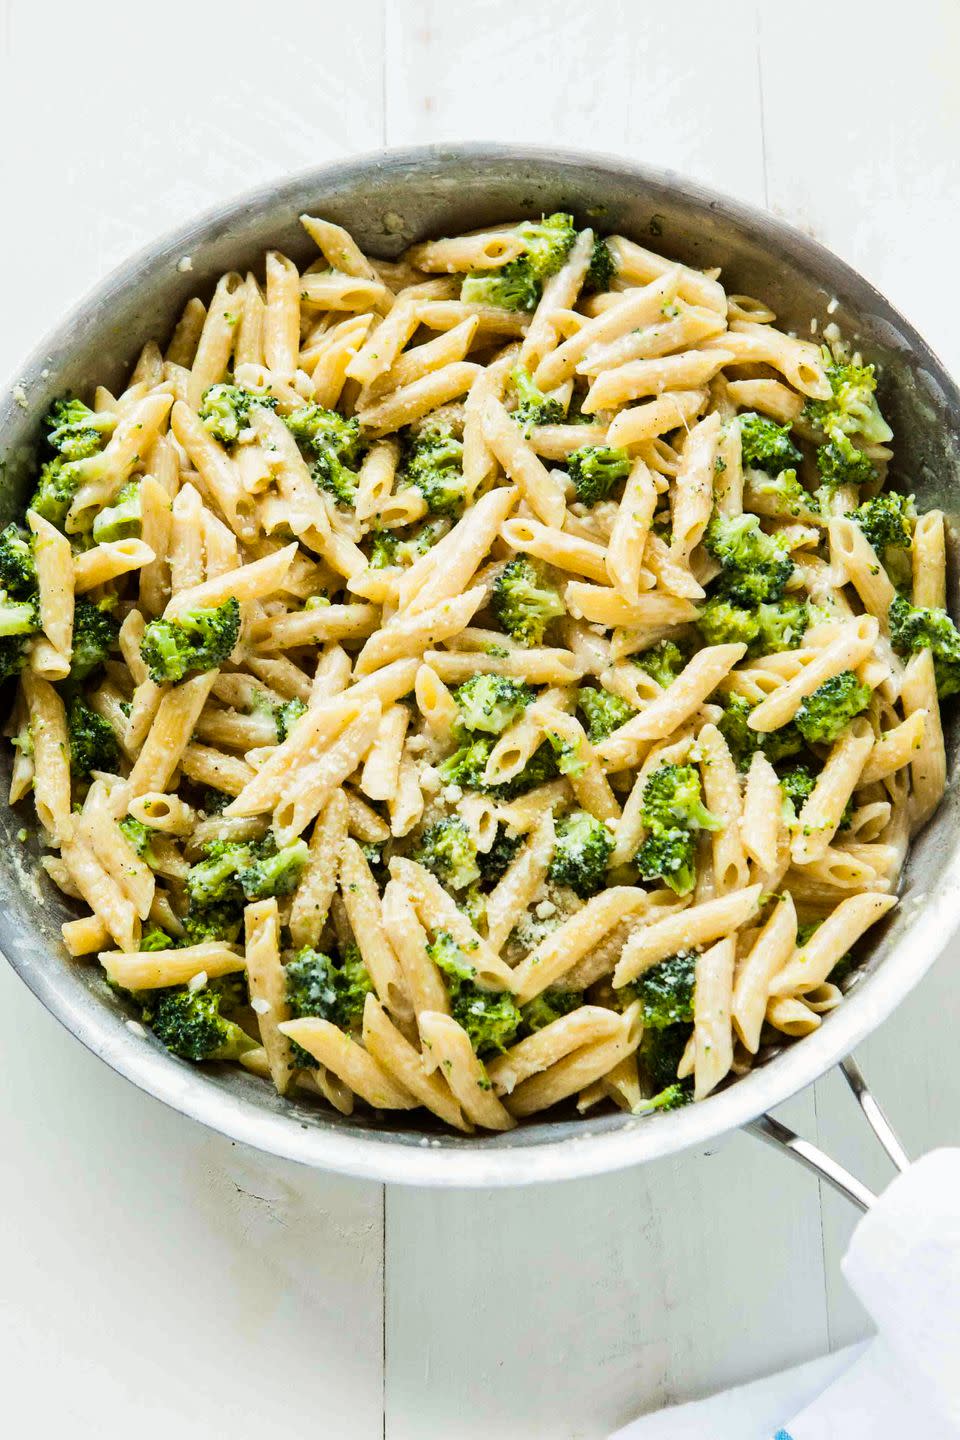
xmin=69 ymin=598 xmax=119 ymax=682
xmin=119 ymin=815 xmax=159 ymax=867
xmin=438 ymin=735 xmax=560 ymax=800
xmin=697 ymin=594 xmax=807 ymax=656
xmin=577 ymin=685 xmax=636 ymax=742
xmin=795 ymin=671 xmax=872 ymax=744
xmin=438 ymin=737 xmax=494 ymax=791
xmin=477 ymin=826 xmax=522 ymax=887
xmin=849 ymin=492 xmax=915 ymax=554
xmin=139 ymin=925 xmax=173 ymax=952
xmin=285 ymin=403 xmax=363 ymax=507
xmin=454 ymin=674 xmax=534 ymax=735
xmin=509 ymin=366 xmax=565 ymax=435
xmin=635 ymin=1080 xmax=694 ymax=1113
xmin=492 ymin=557 xmax=564 ymax=647
xmin=630 ymin=950 xmax=697 ymax=1028
xmin=367 ymin=518 xmax=447 ymax=569
xmin=754 ymin=597 xmax=809 ymax=653
xmin=139 ymin=597 xmax=240 ymax=684
xmin=584 ymin=235 xmax=616 ymax=293
xmin=182 ymin=901 xmax=244 ymax=946
xmin=748 ymin=467 xmax=810 ymax=518
xmin=634 ymin=639 xmax=689 ymax=689
xmin=198 ymin=383 xmax=275 ymax=445
xmin=635 ymin=764 xmax=720 ymax=896
xmin=146 ymin=986 xmax=256 ymax=1062
xmin=806 ymin=354 xmax=893 ymax=446
xmin=67 ymin=695 xmax=120 ymax=778
xmin=186 ymin=834 xmax=308 ymax=907
xmin=285 ymin=944 xmax=374 ymax=1033
xmin=717 ymin=693 xmax=804 ymax=771
xmin=274 ymin=697 xmax=307 ymax=743
xmin=566 ymin=444 xmax=632 ymax=506
xmin=889 ymin=594 xmax=960 ymax=698
xmin=29 ymin=397 xmax=112 ymax=530
xmin=638 ymin=1022 xmax=692 ymax=1091
xmin=367 ymin=529 xmax=400 ymax=569
xmin=738 ymin=412 xmax=803 ymax=475
xmin=816 ymin=432 xmax=875 ymax=493
xmin=414 ymin=817 xmax=480 ymax=892
xmin=519 ymin=988 xmax=583 ymax=1034
xmin=544 ymin=726 xmax=586 ymax=778
xmin=91 ymin=480 xmax=142 ymax=544
xmin=494 ymin=741 xmax=560 ymax=798
xmin=427 ymin=930 xmax=521 ymax=1055
xmin=0 ymin=524 xmax=37 ymax=599
xmin=549 ymin=809 xmax=613 ymax=898
xmin=704 ymin=513 xmax=793 ymax=605
xmin=780 ymin=764 xmax=816 ymax=826
xmin=401 ymin=422 xmax=467 ymax=517
xmin=237 ymin=838 xmax=309 ymax=898
xmin=460 ymin=213 xmax=575 ymax=312
xmin=696 ymin=595 xmax=761 ymax=650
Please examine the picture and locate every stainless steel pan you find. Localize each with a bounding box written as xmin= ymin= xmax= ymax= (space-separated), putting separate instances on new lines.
xmin=2 ymin=144 xmax=957 ymax=1196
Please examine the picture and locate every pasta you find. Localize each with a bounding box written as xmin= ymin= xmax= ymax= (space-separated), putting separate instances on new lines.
xmin=8 ymin=207 xmax=946 ymax=1135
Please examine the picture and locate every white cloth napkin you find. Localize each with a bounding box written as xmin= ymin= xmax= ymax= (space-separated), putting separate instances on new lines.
xmin=612 ymin=1149 xmax=960 ymax=1439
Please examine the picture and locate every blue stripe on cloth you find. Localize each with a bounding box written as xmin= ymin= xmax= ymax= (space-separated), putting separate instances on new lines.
xmin=773 ymin=1432 xmax=794 ymax=1439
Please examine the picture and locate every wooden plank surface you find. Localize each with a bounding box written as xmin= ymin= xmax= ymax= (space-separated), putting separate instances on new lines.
xmin=1 ymin=2 xmax=959 ymax=1436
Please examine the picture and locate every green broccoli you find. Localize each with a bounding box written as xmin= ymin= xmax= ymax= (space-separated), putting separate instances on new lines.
xmin=0 ymin=523 xmax=39 ymax=681
xmin=146 ymin=986 xmax=256 ymax=1062
xmin=577 ymin=685 xmax=636 ymax=742
xmin=477 ymin=826 xmax=522 ymax=887
xmin=635 ymin=763 xmax=720 ymax=896
xmin=273 ymin=696 xmax=307 ymax=743
xmin=794 ymin=671 xmax=872 ymax=744
xmin=69 ymin=598 xmax=119 ymax=682
xmin=182 ymin=901 xmax=244 ymax=946
xmin=717 ymin=693 xmax=804 ymax=770
xmin=584 ymin=235 xmax=616 ymax=293
xmin=285 ymin=944 xmax=373 ymax=1033
xmin=704 ymin=513 xmax=793 ymax=605
xmin=491 ymin=557 xmax=564 ymax=647
xmin=889 ymin=594 xmax=960 ymax=698
xmin=566 ymin=444 xmax=632 ymax=506
xmin=139 ymin=597 xmax=240 ymax=683
xmin=816 ymin=432 xmax=876 ymax=493
xmin=0 ymin=524 xmax=37 ymax=599
xmin=696 ymin=594 xmax=808 ymax=655
xmin=627 ymin=950 xmax=697 ymax=1028
xmin=638 ymin=1023 xmax=692 ymax=1091
xmin=779 ymin=764 xmax=816 ymax=827
xmin=747 ymin=467 xmax=811 ymax=518
xmin=549 ymin=809 xmax=613 ymax=898
xmin=438 ymin=737 xmax=494 ymax=791
xmin=634 ymin=639 xmax=690 ymax=688
xmin=29 ymin=397 xmax=113 ymax=531
xmin=367 ymin=518 xmax=448 ymax=569
xmin=119 ymin=815 xmax=159 ymax=867
xmin=806 ymin=353 xmax=893 ymax=445
xmin=848 ymin=491 xmax=915 ymax=555
xmin=238 ymin=838 xmax=309 ymax=899
xmin=519 ymin=988 xmax=583 ymax=1034
xmin=510 ymin=366 xmax=565 ymax=435
xmin=414 ymin=817 xmax=480 ymax=891
xmin=454 ymin=674 xmax=534 ymax=735
xmin=139 ymin=925 xmax=173 ymax=952
xmin=186 ymin=834 xmax=308 ymax=907
xmin=285 ymin=403 xmax=362 ymax=506
xmin=427 ymin=930 xmax=521 ymax=1055
xmin=401 ymin=422 xmax=467 ymax=517
xmin=91 ymin=480 xmax=142 ymax=544
xmin=738 ymin=412 xmax=803 ymax=474
xmin=67 ymin=695 xmax=120 ymax=778
xmin=198 ymin=382 xmax=275 ymax=445
xmin=461 ymin=213 xmax=576 ymax=312
xmin=635 ymin=1080 xmax=693 ymax=1113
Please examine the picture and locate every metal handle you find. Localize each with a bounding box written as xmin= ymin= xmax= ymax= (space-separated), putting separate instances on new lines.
xmin=745 ymin=1053 xmax=909 ymax=1212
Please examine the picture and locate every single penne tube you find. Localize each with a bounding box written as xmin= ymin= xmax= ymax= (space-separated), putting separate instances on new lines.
xmin=354 ymin=438 xmax=400 ymax=521
xmin=582 ymin=348 xmax=733 ymax=412
xmin=169 ymin=482 xmax=205 ymax=593
xmin=244 ymin=898 xmax=295 ymax=1096
xmin=564 ymin=582 xmax=698 ymax=630
xmin=528 ymin=422 xmax=609 ymax=459
xmin=704 ymin=321 xmax=830 ymax=398
xmin=250 ymin=603 xmax=378 ymax=651
xmin=485 ymin=807 xmax=556 ymax=951
xmin=505 ymin=1003 xmax=643 ymax=1118
xmin=27 ymin=510 xmax=74 ymax=661
xmin=299 ymin=214 xmax=380 ymax=280
xmin=272 ymin=701 xmax=383 ymax=844
xmin=912 ymin=510 xmax=946 ymax=608
xmin=606 ymin=389 xmax=707 ymax=449
xmin=520 ymin=227 xmax=594 ymax=371
xmin=126 ymin=672 xmax=217 ymax=798
xmin=528 ymin=702 xmax=619 ymax=822
xmin=533 ymin=271 xmax=682 ymax=389
xmin=186 ymin=271 xmax=243 ymax=405
xmin=165 ymin=296 xmax=206 ymax=367
xmin=696 ymin=722 xmax=750 ymax=894
xmin=406 ymin=485 xmax=518 ymax=615
xmin=900 ymin=650 xmax=946 ymax=830
xmin=62 ymin=821 xmax=140 ymax=953
xmin=769 ymin=892 xmax=898 ymax=997
xmin=417 ymin=299 xmax=529 ymax=338
xmin=361 ymin=994 xmax=468 ymax=1131
xmin=414 ymin=663 xmax=460 ymax=739
xmin=347 ymin=297 xmax=423 ymax=387
xmin=389 ymin=744 xmax=424 ymax=838
xmin=740 ymin=751 xmax=782 ymax=873
xmin=353 ymin=586 xmax=486 ymax=676
xmin=607 ymin=238 xmax=726 ymax=311
xmin=67 ymin=393 xmax=174 ymax=530
xmin=21 ymin=669 xmax=71 ymax=842
xmin=747 ymin=616 xmax=879 ymax=732
xmin=163 ymin=543 xmax=297 ymax=618
xmin=792 ymin=719 xmax=875 ymax=865
xmin=279 ymin=1016 xmax=418 ymax=1110
xmin=501 ymin=515 xmax=608 ymax=583
xmin=828 ymin=517 xmax=896 ymax=624
xmin=100 ymin=941 xmax=244 ymax=989
xmin=765 ymin=996 xmax=821 ymax=1037
xmin=422 ymin=647 xmax=584 ymax=686
xmin=138 ymin=475 xmax=173 ymax=616
xmin=418 ymin=1012 xmax=515 ymax=1130
xmin=61 ymin=914 xmax=111 ymax=957
xmin=614 ymin=884 xmax=763 ymax=987
xmin=127 ymin=791 xmax=196 ymax=835
xmin=288 ymin=789 xmax=349 ymax=948
xmin=481 ymin=395 xmax=567 ymax=529
xmin=263 ymin=251 xmax=300 ymax=380
xmin=732 ymin=892 xmax=797 ymax=1053
xmin=382 ymin=878 xmax=451 ymax=1019
xmin=310 ymin=314 xmax=375 ymax=409
xmin=596 ymin=645 xmax=747 ymax=767
xmin=693 ymin=937 xmax=737 ymax=1100
xmin=357 ymin=361 xmax=482 ymax=437
xmin=359 ymin=704 xmax=409 ymax=802
xmin=179 ymin=743 xmax=256 ymax=796
xmin=670 ymin=411 xmax=721 ymax=566
xmin=512 ymin=887 xmax=650 ymax=1003
xmin=298 ymin=272 xmax=393 ymax=313
xmin=485 ymin=1006 xmax=623 ymax=1095
xmin=338 ymin=839 xmax=411 ymax=1023
xmin=73 ymin=538 xmax=156 ymax=593
xmin=407 ymin=231 xmax=526 ymax=274
xmin=858 ymin=711 xmax=927 ymax=786
xmin=606 ymin=458 xmax=658 ymax=601
xmin=235 ymin=272 xmax=265 ymax=370
xmin=577 ymin=302 xmax=727 ymax=376
xmin=725 ymin=377 xmax=804 ymax=424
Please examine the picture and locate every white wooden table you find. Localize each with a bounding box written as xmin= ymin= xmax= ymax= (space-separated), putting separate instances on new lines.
xmin=1 ymin=2 xmax=958 ymax=1434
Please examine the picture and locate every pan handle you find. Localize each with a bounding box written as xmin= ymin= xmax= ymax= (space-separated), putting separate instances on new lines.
xmin=744 ymin=1054 xmax=909 ymax=1212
